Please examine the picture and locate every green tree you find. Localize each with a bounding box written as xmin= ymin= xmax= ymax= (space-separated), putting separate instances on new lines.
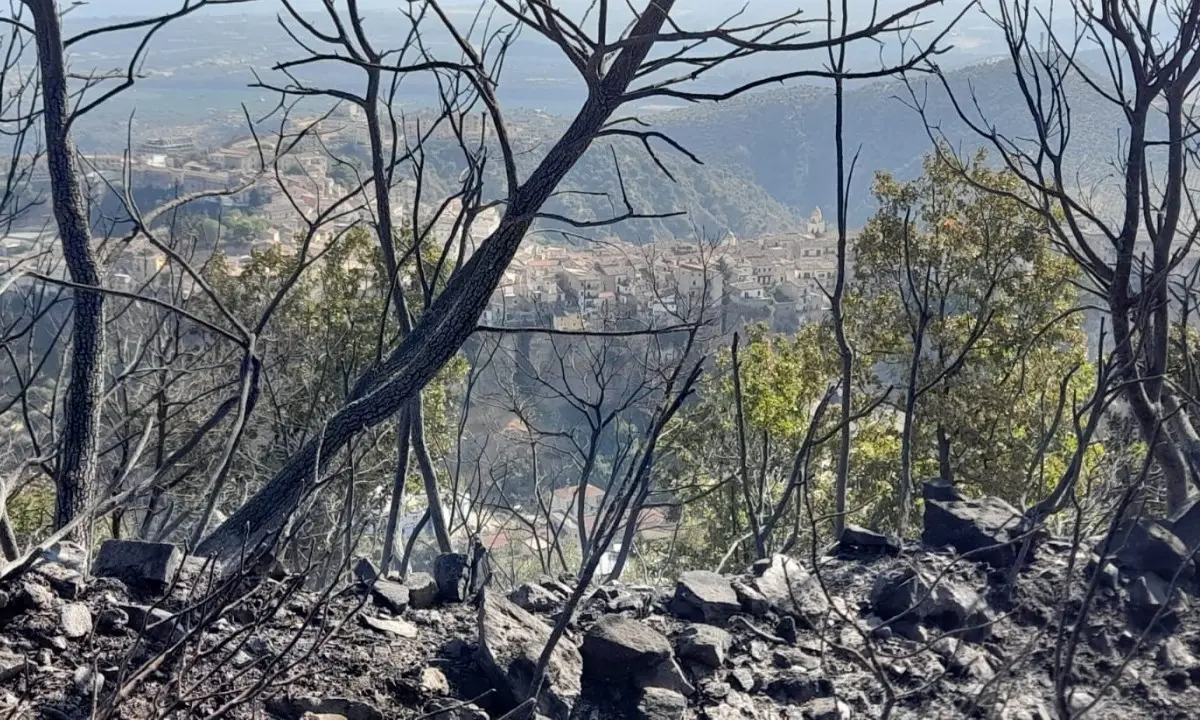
xmin=848 ymin=150 xmax=1094 ymax=529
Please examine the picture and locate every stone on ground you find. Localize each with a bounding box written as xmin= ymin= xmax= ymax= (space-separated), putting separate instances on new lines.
xmin=406 ymin=572 xmax=439 ymax=609
xmin=675 ymin=623 xmax=732 ymax=669
xmin=435 ymin=554 xmax=471 ymax=604
xmin=93 ymin=540 xmax=182 ymax=590
xmin=670 ymin=571 xmax=741 ymax=624
xmin=369 ymin=580 xmax=409 ymax=614
xmin=746 ymin=554 xmax=829 ymax=627
xmin=922 ymin=496 xmax=1034 ymax=567
xmin=476 ymin=590 xmax=582 ymax=720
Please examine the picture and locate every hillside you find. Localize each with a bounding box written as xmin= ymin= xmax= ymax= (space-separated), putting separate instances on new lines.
xmin=655 ymin=58 xmax=1134 ymax=226
xmin=404 ymin=59 xmax=1134 ymax=243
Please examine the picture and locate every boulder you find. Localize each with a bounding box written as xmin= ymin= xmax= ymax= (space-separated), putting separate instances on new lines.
xmin=932 ymin=637 xmax=995 ymax=681
xmin=581 ymin=616 xmax=672 ymax=677
xmin=41 ymin=541 xmax=88 ymax=571
xmin=15 ymin=582 xmax=56 ymax=611
xmin=1170 ymin=496 xmax=1200 ymax=551
xmin=369 ymin=580 xmax=410 ymax=614
xmin=869 ymin=567 xmax=992 ymax=640
xmin=838 ymin=525 xmax=901 ymax=556
xmin=420 ymin=667 xmax=450 ymax=695
xmin=676 ymin=624 xmax=732 ymax=669
xmin=476 ymin=590 xmax=582 ymax=720
xmin=509 ymin=583 xmax=560 ymax=613
xmin=728 ymin=667 xmax=756 ymax=693
xmin=766 ymin=670 xmax=832 ymax=704
xmin=60 ymin=603 xmax=92 ymax=640
xmin=1109 ymin=518 xmax=1195 ymax=581
xmin=802 ymin=697 xmax=853 ymax=720
xmin=1158 ymin=637 xmax=1199 ymax=671
xmin=747 ymin=554 xmax=829 ymax=627
xmin=434 ymin=554 xmax=470 ymax=604
xmin=358 ymin=614 xmax=418 ymax=638
xmin=0 ymin=651 xmax=34 ymax=683
xmin=33 ymin=563 xmax=85 ymax=600
xmin=635 ymin=656 xmax=695 ymax=697
xmin=635 ymin=687 xmax=687 ymax=720
xmin=264 ymin=696 xmax=384 ymax=720
xmin=922 ymin=496 xmax=1036 ymax=567
xmin=1128 ymin=572 xmax=1188 ymax=625
xmin=353 ymin=558 xmax=377 ymax=585
xmin=670 ymin=571 xmax=741 ymax=623
xmin=96 ymin=606 xmax=130 ymax=636
xmin=406 ymin=573 xmax=439 ymax=610
xmin=771 ymin=647 xmax=821 ymax=671
xmin=93 ymin=540 xmax=182 ymax=590
xmin=120 ymin=604 xmax=186 ymax=645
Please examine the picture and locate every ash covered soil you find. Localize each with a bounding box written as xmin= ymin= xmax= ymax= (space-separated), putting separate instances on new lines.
xmin=3 ymin=493 xmax=1200 ymax=719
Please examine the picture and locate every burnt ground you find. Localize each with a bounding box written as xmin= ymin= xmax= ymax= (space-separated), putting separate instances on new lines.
xmin=1 ymin=533 xmax=1199 ymax=720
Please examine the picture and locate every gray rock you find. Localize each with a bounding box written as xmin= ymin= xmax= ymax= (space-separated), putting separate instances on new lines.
xmin=264 ymin=695 xmax=384 ymax=720
xmin=728 ymin=667 xmax=756 ymax=692
xmin=635 ymin=687 xmax=687 ymax=720
xmin=771 ymin=647 xmax=821 ymax=671
xmin=358 ymin=614 xmax=418 ymax=638
xmin=670 ymin=571 xmax=741 ymax=623
xmin=120 ymin=604 xmax=186 ymax=645
xmin=421 ymin=666 xmax=450 ymax=695
xmin=582 ymin=615 xmax=672 ymax=677
xmin=676 ymin=624 xmax=732 ymax=669
xmin=767 ymin=670 xmax=832 ymax=704
xmin=406 ymin=572 xmax=439 ymax=609
xmin=41 ymin=541 xmax=88 ymax=571
xmin=1109 ymin=518 xmax=1195 ymax=581
xmin=635 ymin=656 xmax=695 ymax=697
xmin=72 ymin=665 xmax=104 ymax=696
xmin=803 ymin=697 xmax=852 ymax=720
xmin=509 ymin=583 xmax=560 ymax=613
xmin=96 ymin=606 xmax=129 ymax=636
xmin=932 ymin=637 xmax=994 ymax=680
xmin=748 ymin=554 xmax=829 ymax=627
xmin=1158 ymin=637 xmax=1198 ymax=671
xmin=476 ymin=590 xmax=582 ymax=720
xmin=33 ymin=563 xmax=85 ymax=600
xmin=93 ymin=540 xmax=182 ymax=590
xmin=0 ymin=652 xmax=33 ymax=683
xmin=1128 ymin=572 xmax=1188 ymax=624
xmin=922 ymin=496 xmax=1036 ymax=567
xmin=16 ymin=582 xmax=55 ymax=611
xmin=353 ymin=557 xmax=377 ymax=584
xmin=370 ymin=580 xmax=410 ymax=614
xmin=838 ymin=525 xmax=901 ymax=556
xmin=60 ymin=603 xmax=92 ymax=640
xmin=869 ymin=567 xmax=992 ymax=640
xmin=434 ymin=553 xmax=470 ymax=603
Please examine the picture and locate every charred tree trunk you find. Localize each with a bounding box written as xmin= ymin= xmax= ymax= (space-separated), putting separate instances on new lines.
xmin=28 ymin=0 xmax=105 ymax=534
xmin=380 ymin=410 xmax=412 ymax=573
xmin=196 ymin=1 xmax=678 ymax=564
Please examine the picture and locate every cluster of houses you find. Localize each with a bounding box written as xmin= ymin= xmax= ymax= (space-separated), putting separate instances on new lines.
xmin=484 ymin=207 xmax=846 ymax=331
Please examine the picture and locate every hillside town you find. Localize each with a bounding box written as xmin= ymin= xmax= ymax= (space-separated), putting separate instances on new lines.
xmin=2 ymin=104 xmax=848 ymax=335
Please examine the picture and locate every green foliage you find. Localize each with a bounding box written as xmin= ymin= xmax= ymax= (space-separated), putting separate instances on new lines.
xmin=848 ymin=150 xmax=1094 ymax=519
xmin=200 ymin=226 xmax=467 ymax=528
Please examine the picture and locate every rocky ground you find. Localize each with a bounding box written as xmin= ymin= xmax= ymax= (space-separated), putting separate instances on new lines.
xmin=4 ymin=486 xmax=1200 ymax=719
